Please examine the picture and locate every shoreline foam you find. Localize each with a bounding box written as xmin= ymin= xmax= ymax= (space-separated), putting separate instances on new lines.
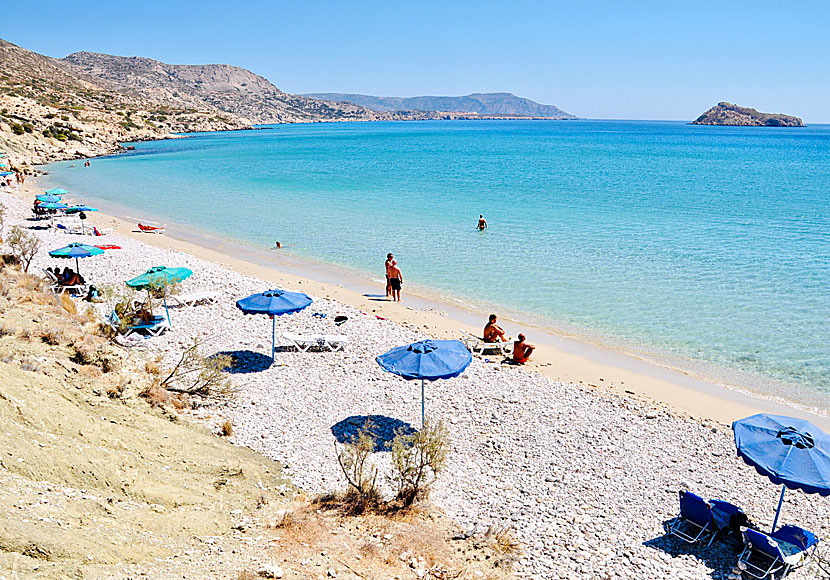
xmin=21 ymin=176 xmax=830 ymax=428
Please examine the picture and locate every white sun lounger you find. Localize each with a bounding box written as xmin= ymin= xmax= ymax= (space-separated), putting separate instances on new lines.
xmin=43 ymin=268 xmax=86 ymax=295
xmin=283 ymin=332 xmax=349 ymax=352
xmin=460 ymin=329 xmax=514 ymax=356
xmin=169 ymin=290 xmax=218 ymax=307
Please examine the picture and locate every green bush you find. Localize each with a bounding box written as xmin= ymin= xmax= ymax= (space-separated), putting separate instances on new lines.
xmin=11 ymin=123 xmax=24 ymax=135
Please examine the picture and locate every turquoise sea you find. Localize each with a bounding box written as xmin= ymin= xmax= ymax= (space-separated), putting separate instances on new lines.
xmin=44 ymin=120 xmax=830 ymax=409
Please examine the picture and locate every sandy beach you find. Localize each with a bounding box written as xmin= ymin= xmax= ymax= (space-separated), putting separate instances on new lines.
xmin=3 ymin=179 xmax=828 ymax=578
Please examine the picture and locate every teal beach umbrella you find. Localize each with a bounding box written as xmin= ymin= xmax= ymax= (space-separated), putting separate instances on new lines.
xmin=36 ymin=194 xmax=63 ymax=203
xmin=126 ymin=266 xmax=193 ymax=325
xmin=45 ymin=188 xmax=68 ymax=195
xmin=48 ymin=242 xmax=104 ymax=277
xmin=65 ymin=205 xmax=98 ymax=234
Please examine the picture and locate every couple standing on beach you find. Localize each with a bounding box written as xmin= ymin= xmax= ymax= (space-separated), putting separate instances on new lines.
xmin=385 ymin=253 xmax=403 ymax=302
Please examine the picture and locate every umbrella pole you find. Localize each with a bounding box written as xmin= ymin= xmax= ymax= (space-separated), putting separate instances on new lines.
xmin=771 ymin=485 xmax=786 ymax=533
xmin=421 ymin=378 xmax=425 ymax=428
xmin=75 ymin=257 xmax=80 ymax=277
xmin=271 ymin=316 xmax=276 ymax=362
xmin=164 ymin=295 xmax=171 ymax=326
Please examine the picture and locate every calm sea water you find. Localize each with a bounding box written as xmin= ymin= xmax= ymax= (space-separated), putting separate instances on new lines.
xmin=44 ymin=120 xmax=830 ymax=408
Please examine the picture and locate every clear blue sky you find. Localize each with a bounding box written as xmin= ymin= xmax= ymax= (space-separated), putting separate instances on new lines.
xmin=4 ymin=0 xmax=829 ymax=121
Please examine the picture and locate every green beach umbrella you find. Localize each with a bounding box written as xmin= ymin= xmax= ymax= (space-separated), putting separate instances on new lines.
xmin=48 ymin=242 xmax=104 ymax=277
xmin=126 ymin=266 xmax=193 ymax=325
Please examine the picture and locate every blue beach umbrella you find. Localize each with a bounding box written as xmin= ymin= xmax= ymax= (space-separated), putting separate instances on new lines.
xmin=236 ymin=289 xmax=313 ymax=362
xmin=45 ymin=188 xmax=68 ymax=195
xmin=126 ymin=266 xmax=193 ymax=326
xmin=37 ymin=201 xmax=67 ymax=209
xmin=0 ymin=171 xmax=13 ymax=176
xmin=65 ymin=205 xmax=98 ymax=234
xmin=49 ymin=242 xmax=104 ymax=277
xmin=36 ymin=194 xmax=63 ymax=203
xmin=733 ymin=414 xmax=830 ymax=532
xmin=376 ymin=339 xmax=472 ymax=427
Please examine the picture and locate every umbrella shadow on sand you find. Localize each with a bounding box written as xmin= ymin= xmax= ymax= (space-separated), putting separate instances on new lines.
xmin=331 ymin=415 xmax=418 ymax=453
xmin=643 ymin=522 xmax=743 ymax=579
xmin=216 ymin=350 xmax=274 ymax=374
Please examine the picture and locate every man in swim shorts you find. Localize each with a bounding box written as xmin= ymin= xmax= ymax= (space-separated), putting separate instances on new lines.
xmin=512 ymin=334 xmax=535 ymax=364
xmin=385 ymin=253 xmax=394 ymax=299
xmin=477 ymin=214 xmax=487 ymax=231
xmin=388 ymin=260 xmax=403 ymax=302
xmin=483 ymin=314 xmax=506 ymax=342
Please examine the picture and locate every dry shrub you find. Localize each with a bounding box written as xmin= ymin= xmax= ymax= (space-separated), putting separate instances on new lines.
xmin=0 ymin=324 xmax=14 ymax=337
xmin=482 ymin=526 xmax=522 ymax=567
xmin=40 ymin=326 xmax=64 ymax=346
xmin=170 ymin=393 xmax=190 ymax=410
xmin=0 ymin=352 xmax=13 ymax=364
xmin=20 ymin=357 xmax=42 ymax=373
xmin=236 ymin=571 xmax=257 ymax=580
xmin=17 ymin=327 xmax=34 ymax=342
xmin=59 ymin=293 xmax=77 ymax=314
xmin=144 ymin=356 xmax=163 ymax=376
xmin=139 ymin=382 xmax=170 ymax=407
xmin=219 ymin=420 xmax=233 ymax=437
xmin=272 ymin=510 xmax=295 ymax=530
xmin=78 ymin=365 xmax=103 ymax=379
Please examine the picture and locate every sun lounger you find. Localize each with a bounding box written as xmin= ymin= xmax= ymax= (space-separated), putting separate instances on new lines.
xmin=90 ymin=226 xmax=113 ymax=236
xmin=106 ymin=310 xmax=171 ymax=339
xmin=668 ymin=490 xmax=716 ymax=546
xmin=43 ymin=268 xmax=86 ymax=295
xmin=56 ymin=223 xmax=84 ymax=234
xmin=138 ymin=222 xmax=165 ymax=234
xmin=459 ymin=329 xmax=514 ymax=356
xmin=169 ymin=290 xmax=219 ymax=308
xmin=738 ymin=525 xmax=819 ymax=579
xmin=283 ymin=332 xmax=349 ymax=352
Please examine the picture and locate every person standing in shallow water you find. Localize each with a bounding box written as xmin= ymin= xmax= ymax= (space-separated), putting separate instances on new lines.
xmin=477 ymin=214 xmax=487 ymax=231
xmin=388 ymin=260 xmax=403 ymax=302
xmin=385 ymin=253 xmax=395 ymax=299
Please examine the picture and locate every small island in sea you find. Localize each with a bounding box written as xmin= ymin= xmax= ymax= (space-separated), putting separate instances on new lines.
xmin=691 ymin=102 xmax=804 ymax=126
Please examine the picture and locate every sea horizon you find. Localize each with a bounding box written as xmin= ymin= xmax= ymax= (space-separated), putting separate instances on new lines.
xmin=40 ymin=119 xmax=830 ymax=413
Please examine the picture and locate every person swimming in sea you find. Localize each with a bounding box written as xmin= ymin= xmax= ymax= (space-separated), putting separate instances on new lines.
xmin=477 ymin=214 xmax=487 ymax=231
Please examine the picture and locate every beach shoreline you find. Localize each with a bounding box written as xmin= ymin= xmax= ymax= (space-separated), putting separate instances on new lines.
xmin=17 ymin=175 xmax=829 ymax=429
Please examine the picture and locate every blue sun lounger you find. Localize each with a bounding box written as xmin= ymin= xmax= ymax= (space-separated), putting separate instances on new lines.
xmin=668 ymin=490 xmax=716 ymax=545
xmin=668 ymin=491 xmax=744 ymax=547
xmin=107 ymin=310 xmax=170 ymax=339
xmin=738 ymin=525 xmax=818 ymax=579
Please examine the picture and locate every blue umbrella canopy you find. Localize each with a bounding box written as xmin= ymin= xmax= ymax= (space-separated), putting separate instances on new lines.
xmin=376 ymin=339 xmax=472 ymax=426
xmin=64 ymin=205 xmax=98 ymax=214
xmin=45 ymin=188 xmax=68 ymax=195
xmin=126 ymin=267 xmax=193 ymax=326
xmin=37 ymin=201 xmax=67 ymax=210
xmin=36 ymin=194 xmax=62 ymax=203
xmin=49 ymin=242 xmax=104 ymax=276
xmin=236 ymin=289 xmax=313 ymax=361
xmin=236 ymin=288 xmax=313 ymax=316
xmin=733 ymin=413 xmax=830 ymax=531
xmin=0 ymin=171 xmax=12 ymax=176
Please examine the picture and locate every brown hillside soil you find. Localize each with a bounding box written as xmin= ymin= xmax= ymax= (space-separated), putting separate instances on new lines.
xmin=0 ymin=265 xmax=517 ymax=579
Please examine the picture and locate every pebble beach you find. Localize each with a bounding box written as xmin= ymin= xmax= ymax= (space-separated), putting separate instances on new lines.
xmin=2 ymin=183 xmax=828 ymax=580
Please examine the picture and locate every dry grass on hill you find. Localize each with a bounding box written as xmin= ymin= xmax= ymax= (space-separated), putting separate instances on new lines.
xmin=0 ymin=263 xmax=517 ymax=580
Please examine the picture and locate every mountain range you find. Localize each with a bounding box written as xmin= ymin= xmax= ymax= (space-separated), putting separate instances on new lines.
xmin=0 ymin=37 xmax=575 ymax=166
xmin=304 ymin=92 xmax=576 ymax=119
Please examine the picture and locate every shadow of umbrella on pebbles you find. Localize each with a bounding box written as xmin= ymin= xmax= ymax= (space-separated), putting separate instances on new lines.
xmin=331 ymin=415 xmax=418 ymax=453
xmin=216 ymin=350 xmax=274 ymax=374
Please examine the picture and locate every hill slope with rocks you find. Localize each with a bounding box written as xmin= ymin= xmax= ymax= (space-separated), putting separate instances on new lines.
xmin=692 ymin=102 xmax=803 ymax=126
xmin=59 ymin=51 xmax=394 ymax=125
xmin=303 ymin=92 xmax=576 ymax=118
xmin=0 ymin=38 xmax=248 ymax=166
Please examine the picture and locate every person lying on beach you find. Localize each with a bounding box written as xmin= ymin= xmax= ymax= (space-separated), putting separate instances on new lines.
xmin=512 ymin=333 xmax=535 ymax=364
xmin=483 ymin=314 xmax=507 ymax=342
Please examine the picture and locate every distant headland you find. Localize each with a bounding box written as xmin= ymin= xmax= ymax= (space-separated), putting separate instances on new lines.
xmin=692 ymin=102 xmax=804 ymax=127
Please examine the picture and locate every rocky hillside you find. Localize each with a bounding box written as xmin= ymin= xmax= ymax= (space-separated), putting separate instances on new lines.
xmin=0 ymin=38 xmax=249 ymax=166
xmin=59 ymin=52 xmax=393 ymax=124
xmin=304 ymin=92 xmax=576 ymax=119
xmin=691 ymin=102 xmax=804 ymax=127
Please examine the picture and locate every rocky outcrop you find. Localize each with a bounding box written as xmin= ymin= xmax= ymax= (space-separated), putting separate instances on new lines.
xmin=303 ymin=92 xmax=577 ymax=119
xmin=692 ymin=102 xmax=803 ymax=127
xmin=0 ymin=39 xmax=249 ymax=166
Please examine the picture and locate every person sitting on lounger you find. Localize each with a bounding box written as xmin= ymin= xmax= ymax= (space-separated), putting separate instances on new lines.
xmin=483 ymin=314 xmax=507 ymax=343
xmin=512 ymin=334 xmax=535 ymax=364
